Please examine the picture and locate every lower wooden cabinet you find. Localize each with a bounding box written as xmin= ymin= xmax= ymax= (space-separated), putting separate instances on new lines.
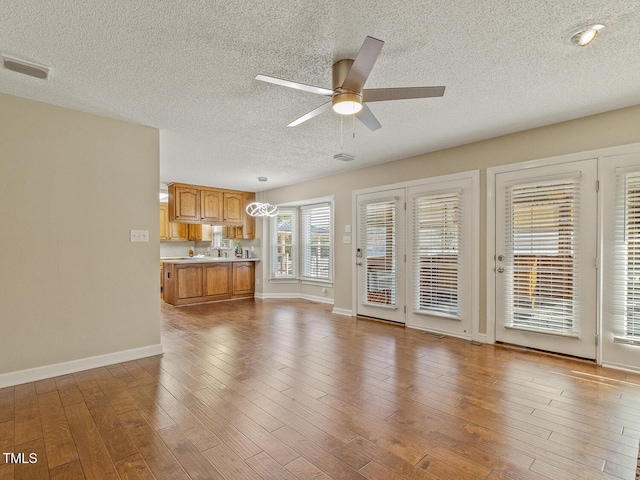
xmin=163 ymin=261 xmax=255 ymax=306
xmin=232 ymin=262 xmax=255 ymax=297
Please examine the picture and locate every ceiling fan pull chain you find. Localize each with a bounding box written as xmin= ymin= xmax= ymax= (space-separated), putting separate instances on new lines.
xmin=340 ymin=115 xmax=344 ymax=151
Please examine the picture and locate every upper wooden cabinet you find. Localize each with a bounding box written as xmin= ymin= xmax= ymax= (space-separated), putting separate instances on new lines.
xmin=242 ymin=192 xmax=255 ymax=239
xmin=160 ymin=203 xmax=188 ymax=241
xmin=188 ymin=224 xmax=212 ymax=242
xmin=223 ymin=191 xmax=243 ymax=224
xmin=167 ymin=183 xmax=255 ymax=238
xmin=201 ymin=188 xmax=223 ymax=223
xmin=160 ymin=203 xmax=169 ymax=240
xmin=170 ymin=184 xmax=200 ymax=222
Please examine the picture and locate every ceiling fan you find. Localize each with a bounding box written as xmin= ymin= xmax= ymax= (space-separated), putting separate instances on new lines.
xmin=256 ymin=36 xmax=445 ymax=131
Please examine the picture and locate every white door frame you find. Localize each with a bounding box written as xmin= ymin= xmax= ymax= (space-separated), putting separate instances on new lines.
xmin=486 ymin=141 xmax=640 ymax=364
xmin=351 ymin=170 xmax=480 ymax=340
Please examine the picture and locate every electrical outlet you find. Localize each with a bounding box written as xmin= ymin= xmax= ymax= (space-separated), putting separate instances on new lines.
xmin=130 ymin=229 xmax=149 ymax=242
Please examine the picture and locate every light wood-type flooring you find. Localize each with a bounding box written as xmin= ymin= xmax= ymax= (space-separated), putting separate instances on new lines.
xmin=1 ymin=298 xmax=640 ymax=479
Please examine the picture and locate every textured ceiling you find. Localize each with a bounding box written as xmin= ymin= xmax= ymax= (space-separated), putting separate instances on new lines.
xmin=1 ymin=1 xmax=639 ymax=191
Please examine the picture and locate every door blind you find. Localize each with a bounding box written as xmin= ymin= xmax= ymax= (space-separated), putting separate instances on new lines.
xmin=300 ymin=203 xmax=332 ymax=281
xmin=504 ymin=176 xmax=581 ymax=336
xmin=360 ymin=198 xmax=398 ymax=307
xmin=412 ymin=191 xmax=462 ymax=318
xmin=613 ymin=171 xmax=640 ymax=342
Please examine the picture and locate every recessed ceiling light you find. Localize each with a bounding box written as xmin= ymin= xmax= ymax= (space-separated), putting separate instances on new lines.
xmin=258 ymin=176 xmax=268 ymax=182
xmin=570 ymin=24 xmax=605 ymax=47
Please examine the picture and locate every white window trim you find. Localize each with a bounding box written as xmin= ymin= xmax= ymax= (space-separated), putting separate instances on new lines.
xmin=269 ymin=199 xmax=334 ymax=285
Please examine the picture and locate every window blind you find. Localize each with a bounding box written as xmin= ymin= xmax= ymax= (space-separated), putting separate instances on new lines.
xmin=271 ymin=208 xmax=297 ymax=279
xmin=360 ymin=198 xmax=398 ymax=307
xmin=504 ymin=177 xmax=581 ymax=336
xmin=613 ymin=171 xmax=640 ymax=342
xmin=412 ymin=191 xmax=462 ymax=318
xmin=300 ymin=203 xmax=332 ymax=281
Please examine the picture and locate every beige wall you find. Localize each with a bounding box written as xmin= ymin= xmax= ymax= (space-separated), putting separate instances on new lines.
xmin=262 ymin=104 xmax=640 ymax=333
xmin=0 ymin=93 xmax=161 ymax=375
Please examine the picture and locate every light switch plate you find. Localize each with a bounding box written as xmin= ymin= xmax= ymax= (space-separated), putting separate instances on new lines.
xmin=344 ymin=224 xmax=351 ymax=233
xmin=343 ymin=236 xmax=352 ymax=244
xmin=130 ymin=229 xmax=149 ymax=242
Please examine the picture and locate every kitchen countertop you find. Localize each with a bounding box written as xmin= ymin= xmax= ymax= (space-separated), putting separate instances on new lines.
xmin=161 ymin=256 xmax=260 ymax=264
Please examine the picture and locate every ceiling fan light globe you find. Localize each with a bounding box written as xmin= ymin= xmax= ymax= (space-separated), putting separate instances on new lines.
xmin=332 ymin=93 xmax=363 ymax=115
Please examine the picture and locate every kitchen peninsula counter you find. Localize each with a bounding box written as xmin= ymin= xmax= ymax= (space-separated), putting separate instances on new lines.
xmin=162 ymin=257 xmax=258 ymax=306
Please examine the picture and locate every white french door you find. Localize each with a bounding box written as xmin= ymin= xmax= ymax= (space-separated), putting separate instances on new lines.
xmin=356 ymin=189 xmax=406 ymax=323
xmin=355 ymin=173 xmax=478 ymax=334
xmin=495 ymin=159 xmax=598 ymax=359
xmin=405 ymin=180 xmax=474 ymax=338
xmin=601 ymin=152 xmax=640 ymax=369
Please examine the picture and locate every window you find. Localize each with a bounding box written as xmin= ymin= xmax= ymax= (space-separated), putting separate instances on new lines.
xmin=270 ymin=202 xmax=333 ymax=283
xmin=271 ymin=208 xmax=297 ymax=279
xmin=301 ymin=203 xmax=332 ymax=282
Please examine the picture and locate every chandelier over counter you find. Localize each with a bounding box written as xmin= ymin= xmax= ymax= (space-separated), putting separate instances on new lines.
xmin=246 ymin=202 xmax=279 ymax=217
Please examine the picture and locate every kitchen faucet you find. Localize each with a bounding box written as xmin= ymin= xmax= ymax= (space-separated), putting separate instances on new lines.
xmin=214 ymin=248 xmax=221 ymax=257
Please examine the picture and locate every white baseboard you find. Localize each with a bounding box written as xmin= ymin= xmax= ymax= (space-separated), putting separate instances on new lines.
xmin=476 ymin=333 xmax=491 ymax=344
xmin=257 ymin=292 xmax=334 ymax=305
xmin=601 ymin=361 xmax=640 ymax=375
xmin=332 ymin=308 xmax=353 ymax=316
xmin=0 ymin=343 xmax=164 ymax=389
xmin=300 ymin=294 xmax=333 ymax=305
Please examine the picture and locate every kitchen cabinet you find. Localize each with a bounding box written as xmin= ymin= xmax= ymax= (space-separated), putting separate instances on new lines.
xmin=223 ymin=191 xmax=243 ymax=224
xmin=232 ymin=262 xmax=255 ymax=297
xmin=188 ymin=224 xmax=212 ymax=241
xmin=160 ymin=203 xmax=169 ymax=240
xmin=204 ymin=263 xmax=232 ymax=300
xmin=223 ymin=225 xmax=243 ymax=239
xmin=162 ymin=259 xmax=256 ymax=306
xmin=201 ymin=188 xmax=223 ymax=223
xmin=169 ymin=184 xmax=200 ymax=222
xmin=168 ymin=183 xmax=254 ymax=235
xmin=160 ymin=203 xmax=188 ymax=241
xmin=243 ymin=192 xmax=255 ymax=239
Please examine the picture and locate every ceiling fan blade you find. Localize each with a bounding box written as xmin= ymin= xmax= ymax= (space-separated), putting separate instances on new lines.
xmin=287 ymin=101 xmax=332 ymax=127
xmin=341 ymin=36 xmax=384 ymax=92
xmin=363 ymin=86 xmax=446 ymax=103
xmin=356 ymin=104 xmax=382 ymax=131
xmin=255 ymin=74 xmax=333 ymax=96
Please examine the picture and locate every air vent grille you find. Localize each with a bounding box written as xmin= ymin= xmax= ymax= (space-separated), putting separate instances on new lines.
xmin=2 ymin=55 xmax=49 ymax=80
xmin=334 ymin=153 xmax=355 ymax=162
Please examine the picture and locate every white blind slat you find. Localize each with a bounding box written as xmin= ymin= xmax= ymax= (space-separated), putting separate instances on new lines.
xmin=504 ymin=179 xmax=581 ymax=335
xmin=271 ymin=208 xmax=297 ymax=278
xmin=614 ymin=172 xmax=640 ymax=340
xmin=301 ymin=203 xmax=332 ymax=281
xmin=360 ymin=198 xmax=398 ymax=307
xmin=412 ymin=191 xmax=462 ymax=318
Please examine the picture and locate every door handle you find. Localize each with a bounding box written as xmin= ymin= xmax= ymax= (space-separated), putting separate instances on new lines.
xmin=497 ymin=255 xmax=504 ymax=261
xmin=497 ymin=267 xmax=504 ymax=273
xmin=356 ymin=262 xmax=363 ymax=266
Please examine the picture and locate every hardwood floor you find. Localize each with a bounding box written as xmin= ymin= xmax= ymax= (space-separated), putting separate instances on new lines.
xmin=1 ymin=298 xmax=640 ymax=479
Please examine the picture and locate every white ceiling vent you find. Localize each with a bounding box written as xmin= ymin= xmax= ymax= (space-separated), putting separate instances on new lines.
xmin=334 ymin=153 xmax=355 ymax=162
xmin=2 ymin=55 xmax=49 ymax=80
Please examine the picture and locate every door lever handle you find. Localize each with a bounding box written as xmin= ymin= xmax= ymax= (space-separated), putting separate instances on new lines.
xmin=356 ymin=262 xmax=363 ymax=266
